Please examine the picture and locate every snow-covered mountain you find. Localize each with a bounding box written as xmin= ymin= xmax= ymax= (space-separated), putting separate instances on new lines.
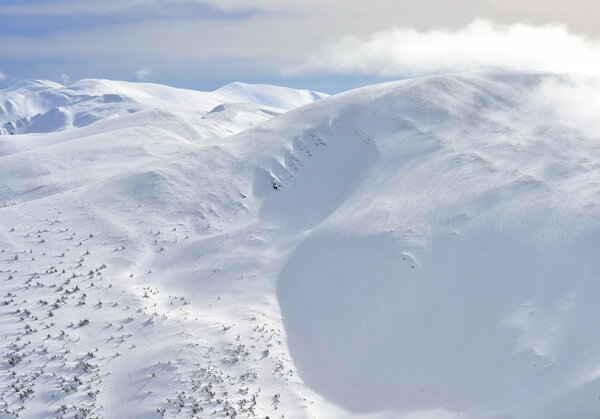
xmin=0 ymin=79 xmax=327 ymax=138
xmin=1 ymin=72 xmax=599 ymax=419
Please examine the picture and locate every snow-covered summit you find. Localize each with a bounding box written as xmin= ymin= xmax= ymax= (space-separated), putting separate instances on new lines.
xmin=0 ymin=71 xmax=599 ymax=418
xmin=235 ymin=70 xmax=600 ymax=418
xmin=213 ymin=81 xmax=327 ymax=110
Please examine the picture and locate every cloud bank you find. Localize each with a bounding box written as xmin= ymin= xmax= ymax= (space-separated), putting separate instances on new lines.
xmin=2 ymin=0 xmax=600 ymax=92
xmin=296 ymin=20 xmax=600 ymax=77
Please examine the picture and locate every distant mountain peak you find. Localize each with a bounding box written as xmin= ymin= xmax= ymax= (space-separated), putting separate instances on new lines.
xmin=0 ymin=79 xmax=326 ymax=136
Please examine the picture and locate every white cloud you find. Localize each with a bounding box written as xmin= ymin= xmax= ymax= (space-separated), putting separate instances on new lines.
xmin=295 ymin=20 xmax=600 ymax=77
xmin=136 ymin=68 xmax=152 ymax=81
xmin=60 ymin=73 xmax=71 ymax=85
xmin=0 ymin=70 xmax=6 ymax=80
xmin=534 ymin=75 xmax=600 ymax=142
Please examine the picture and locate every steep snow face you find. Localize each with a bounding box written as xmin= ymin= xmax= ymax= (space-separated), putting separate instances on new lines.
xmin=1 ymin=71 xmax=600 ymax=419
xmin=0 ymin=79 xmax=327 ymax=137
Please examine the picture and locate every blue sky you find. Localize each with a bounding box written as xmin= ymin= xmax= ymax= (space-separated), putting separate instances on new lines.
xmin=0 ymin=0 xmax=598 ymax=93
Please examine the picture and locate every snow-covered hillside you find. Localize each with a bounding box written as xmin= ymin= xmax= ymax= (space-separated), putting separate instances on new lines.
xmin=1 ymin=72 xmax=599 ymax=419
xmin=0 ymin=79 xmax=326 ymax=138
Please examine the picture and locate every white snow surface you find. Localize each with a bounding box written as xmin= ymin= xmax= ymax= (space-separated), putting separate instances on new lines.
xmin=0 ymin=71 xmax=599 ymax=419
xmin=0 ymin=79 xmax=327 ymax=138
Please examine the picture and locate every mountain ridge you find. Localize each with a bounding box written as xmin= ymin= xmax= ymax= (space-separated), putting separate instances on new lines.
xmin=0 ymin=78 xmax=327 ymax=137
xmin=0 ymin=70 xmax=599 ymax=418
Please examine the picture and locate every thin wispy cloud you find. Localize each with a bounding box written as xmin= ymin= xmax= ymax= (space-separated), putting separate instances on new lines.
xmin=136 ymin=68 xmax=152 ymax=81
xmin=296 ymin=20 xmax=600 ymax=78
xmin=0 ymin=0 xmax=152 ymax=16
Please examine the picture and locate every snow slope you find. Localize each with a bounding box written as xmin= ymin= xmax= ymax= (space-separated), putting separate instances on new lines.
xmin=1 ymin=71 xmax=600 ymax=419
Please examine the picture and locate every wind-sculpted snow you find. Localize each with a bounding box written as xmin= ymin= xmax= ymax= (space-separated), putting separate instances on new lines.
xmin=0 ymin=72 xmax=599 ymax=419
xmin=245 ymin=71 xmax=600 ymax=418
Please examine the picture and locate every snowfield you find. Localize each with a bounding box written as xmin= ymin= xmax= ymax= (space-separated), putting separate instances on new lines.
xmin=0 ymin=71 xmax=599 ymax=419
